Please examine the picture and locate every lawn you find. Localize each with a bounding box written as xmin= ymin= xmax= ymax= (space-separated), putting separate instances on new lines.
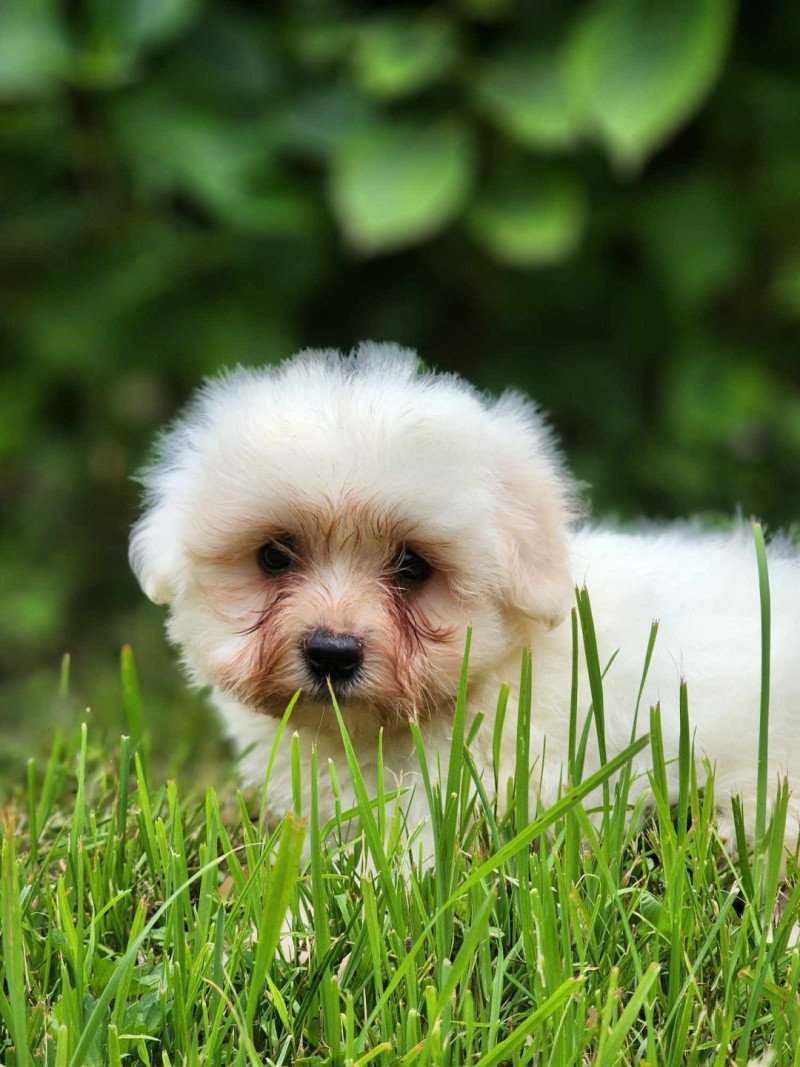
xmin=1 ymin=595 xmax=798 ymax=1066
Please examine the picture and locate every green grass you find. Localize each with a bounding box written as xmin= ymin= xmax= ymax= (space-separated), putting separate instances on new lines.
xmin=1 ymin=590 xmax=799 ymax=1065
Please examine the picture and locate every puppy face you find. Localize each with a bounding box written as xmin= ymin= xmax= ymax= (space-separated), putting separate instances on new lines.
xmin=177 ymin=502 xmax=472 ymax=725
xmin=130 ymin=344 xmax=580 ymax=728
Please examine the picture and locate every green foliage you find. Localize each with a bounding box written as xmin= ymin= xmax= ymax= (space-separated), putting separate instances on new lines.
xmin=351 ymin=16 xmax=458 ymax=100
xmin=566 ymin=0 xmax=736 ymax=171
xmin=330 ymin=119 xmax=474 ymax=252
xmin=468 ymin=164 xmax=587 ymax=266
xmin=474 ymin=45 xmax=580 ymax=152
xmin=1 ymin=0 xmax=800 ymax=746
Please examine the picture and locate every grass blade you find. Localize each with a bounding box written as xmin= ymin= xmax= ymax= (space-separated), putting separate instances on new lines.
xmin=244 ymin=813 xmax=306 ymax=1031
xmin=1 ymin=815 xmax=31 ymax=1067
xmin=472 ymin=978 xmax=580 ymax=1067
xmin=752 ymin=522 xmax=771 ymax=846
xmin=120 ymin=645 xmax=149 ymax=780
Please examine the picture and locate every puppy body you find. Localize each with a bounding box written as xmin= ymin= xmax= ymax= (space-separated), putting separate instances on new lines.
xmin=212 ymin=523 xmax=800 ymax=855
xmin=131 ymin=344 xmax=800 ymax=854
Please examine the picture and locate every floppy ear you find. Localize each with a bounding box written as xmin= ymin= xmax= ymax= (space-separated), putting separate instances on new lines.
xmin=129 ymin=505 xmax=184 ymax=605
xmin=129 ymin=392 xmax=204 ymax=605
xmin=495 ymin=468 xmax=575 ymax=627
xmin=490 ymin=395 xmax=580 ymax=628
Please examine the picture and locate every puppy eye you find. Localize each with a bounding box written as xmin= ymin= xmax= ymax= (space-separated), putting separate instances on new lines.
xmin=257 ymin=536 xmax=296 ymax=576
xmin=393 ymin=545 xmax=432 ymax=586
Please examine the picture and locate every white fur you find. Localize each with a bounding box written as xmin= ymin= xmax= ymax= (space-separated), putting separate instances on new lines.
xmin=131 ymin=343 xmax=800 ymax=858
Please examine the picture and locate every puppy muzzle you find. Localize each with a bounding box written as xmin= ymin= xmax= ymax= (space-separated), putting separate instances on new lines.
xmin=302 ymin=628 xmax=364 ymax=695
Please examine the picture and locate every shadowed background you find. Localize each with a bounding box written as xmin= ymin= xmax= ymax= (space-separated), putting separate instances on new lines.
xmin=2 ymin=0 xmax=799 ymax=777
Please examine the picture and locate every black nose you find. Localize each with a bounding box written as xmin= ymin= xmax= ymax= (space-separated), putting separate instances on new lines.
xmin=303 ymin=629 xmax=364 ymax=686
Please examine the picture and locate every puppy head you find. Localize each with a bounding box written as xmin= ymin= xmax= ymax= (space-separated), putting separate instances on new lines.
xmin=130 ymin=344 xmax=581 ymax=726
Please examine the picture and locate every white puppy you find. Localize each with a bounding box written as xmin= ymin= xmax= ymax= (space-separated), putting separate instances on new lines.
xmin=130 ymin=343 xmax=800 ymax=856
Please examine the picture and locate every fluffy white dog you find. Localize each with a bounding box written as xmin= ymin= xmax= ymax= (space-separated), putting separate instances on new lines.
xmin=130 ymin=343 xmax=800 ymax=857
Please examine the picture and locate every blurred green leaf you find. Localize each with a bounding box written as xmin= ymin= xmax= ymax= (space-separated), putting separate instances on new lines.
xmin=289 ymin=21 xmax=355 ymax=68
xmin=468 ymin=169 xmax=587 ymax=267
xmin=17 ymin=223 xmax=215 ymax=368
xmin=329 ymin=119 xmax=474 ymax=253
xmin=73 ymin=0 xmax=198 ymax=86
xmin=456 ymin=0 xmax=511 ymax=17
xmin=566 ymin=0 xmax=736 ymax=170
xmin=352 ymin=16 xmax=458 ymax=100
xmin=97 ymin=0 xmax=198 ymax=50
xmin=112 ymin=96 xmax=315 ymax=234
xmin=112 ymin=95 xmax=267 ymax=196
xmin=276 ymin=87 xmax=372 ymax=159
xmin=664 ymin=343 xmax=775 ymax=449
xmin=638 ymin=176 xmax=746 ymax=312
xmin=474 ymin=47 xmax=580 ymax=151
xmin=0 ymin=0 xmax=70 ymax=97
xmin=159 ymin=15 xmax=285 ymax=105
xmin=771 ymin=251 xmax=800 ymax=320
xmin=0 ymin=372 xmax=39 ymax=459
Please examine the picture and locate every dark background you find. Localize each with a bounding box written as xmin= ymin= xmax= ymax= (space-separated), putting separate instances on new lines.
xmin=2 ymin=0 xmax=799 ymax=777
